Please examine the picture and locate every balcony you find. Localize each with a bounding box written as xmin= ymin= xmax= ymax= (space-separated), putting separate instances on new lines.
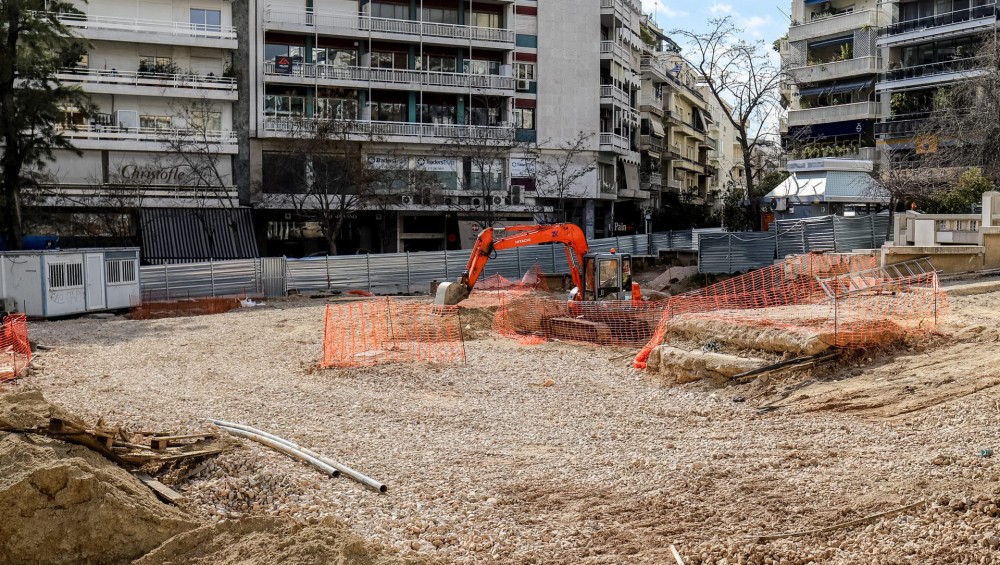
xmin=264 ymin=8 xmax=514 ymax=48
xmin=787 ymin=56 xmax=878 ymax=83
xmin=789 ymin=9 xmax=882 ymax=43
xmin=56 ymin=124 xmax=238 ymax=152
xmin=599 ymin=132 xmax=631 ymax=152
xmin=875 ymin=113 xmax=932 ymax=139
xmin=48 ymin=12 xmax=237 ymax=49
xmin=640 ymin=55 xmax=671 ymax=82
xmin=640 ymin=94 xmax=663 ymax=116
xmin=640 ymin=172 xmax=662 ymax=192
xmin=600 ymin=0 xmax=642 ymax=18
xmin=880 ymin=3 xmax=997 ymax=45
xmin=639 ymin=135 xmax=662 ymax=153
xmin=263 ymin=62 xmax=514 ymax=93
xmin=600 ymin=84 xmax=631 ymax=108
xmin=878 ymin=57 xmax=983 ymax=91
xmin=665 ymin=178 xmax=682 ymax=191
xmin=262 ymin=117 xmax=514 ymax=143
xmin=786 ymin=102 xmax=878 ymax=128
xmin=600 ymin=41 xmax=632 ymax=66
xmin=55 ymin=68 xmax=237 ymax=100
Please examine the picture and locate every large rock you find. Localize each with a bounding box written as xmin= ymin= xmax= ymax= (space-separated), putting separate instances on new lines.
xmin=0 ymin=392 xmax=195 ymax=565
xmin=647 ymin=346 xmax=763 ymax=384
xmin=668 ymin=316 xmax=832 ymax=356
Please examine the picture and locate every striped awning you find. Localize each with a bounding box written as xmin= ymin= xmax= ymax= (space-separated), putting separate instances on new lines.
xmin=139 ymin=207 xmax=259 ymax=264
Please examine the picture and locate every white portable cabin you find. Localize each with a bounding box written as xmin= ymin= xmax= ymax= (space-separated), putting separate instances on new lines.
xmin=0 ymin=248 xmax=140 ymax=317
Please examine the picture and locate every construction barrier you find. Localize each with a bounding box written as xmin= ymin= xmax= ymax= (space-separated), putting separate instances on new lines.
xmin=633 ymin=254 xmax=945 ymax=368
xmin=130 ymin=295 xmax=245 ymax=320
xmin=459 ymin=263 xmax=550 ymax=310
xmin=1 ymin=314 xmax=32 ymax=382
xmin=493 ymin=294 xmax=669 ymax=347
xmin=321 ymin=299 xmax=465 ymax=368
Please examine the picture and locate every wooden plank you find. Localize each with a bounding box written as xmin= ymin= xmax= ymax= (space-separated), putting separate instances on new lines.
xmin=136 ymin=473 xmax=184 ymax=504
xmin=151 ymin=433 xmax=217 ymax=450
xmin=119 ymin=448 xmax=223 ymax=465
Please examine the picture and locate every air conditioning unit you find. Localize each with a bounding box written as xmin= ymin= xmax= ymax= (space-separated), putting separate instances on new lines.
xmin=443 ymin=196 xmax=454 ymax=206
xmin=516 ymin=79 xmax=530 ymax=91
xmin=401 ymin=194 xmax=414 ymax=205
xmin=471 ymin=197 xmax=482 ymax=207
xmin=492 ymin=195 xmax=504 ymax=205
xmin=769 ymin=197 xmax=787 ymax=212
xmin=510 ymin=186 xmax=522 ymax=205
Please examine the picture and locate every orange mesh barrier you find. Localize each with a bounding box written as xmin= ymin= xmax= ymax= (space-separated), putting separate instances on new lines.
xmin=130 ymin=296 xmax=244 ymax=320
xmin=1 ymin=314 xmax=32 ymax=382
xmin=493 ymin=294 xmax=670 ymax=347
xmin=632 ymin=254 xmax=944 ymax=368
xmin=460 ymin=263 xmax=551 ymax=310
xmin=322 ymin=299 xmax=465 ymax=367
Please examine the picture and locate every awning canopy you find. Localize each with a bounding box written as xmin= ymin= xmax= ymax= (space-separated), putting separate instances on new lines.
xmin=808 ymin=35 xmax=853 ymax=49
xmin=798 ymin=78 xmax=875 ymax=97
xmin=140 ymin=207 xmax=259 ymax=264
xmin=623 ymin=163 xmax=640 ymax=194
xmin=788 ymin=118 xmax=873 ymax=139
xmin=650 ymin=118 xmax=665 ymax=138
xmin=764 ymin=171 xmax=889 ymax=204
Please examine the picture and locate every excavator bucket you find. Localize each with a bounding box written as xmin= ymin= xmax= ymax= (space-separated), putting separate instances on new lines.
xmin=434 ymin=281 xmax=469 ymax=306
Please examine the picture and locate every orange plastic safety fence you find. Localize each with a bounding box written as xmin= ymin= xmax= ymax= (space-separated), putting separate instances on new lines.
xmin=1 ymin=314 xmax=32 ymax=382
xmin=130 ymin=295 xmax=244 ymax=320
xmin=461 ymin=263 xmax=551 ymax=309
xmin=322 ymin=299 xmax=466 ymax=367
xmin=632 ymin=254 xmax=944 ymax=368
xmin=493 ymin=294 xmax=670 ymax=347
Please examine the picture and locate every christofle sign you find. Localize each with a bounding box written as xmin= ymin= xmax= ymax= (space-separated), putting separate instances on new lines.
xmin=118 ymin=163 xmax=189 ymax=184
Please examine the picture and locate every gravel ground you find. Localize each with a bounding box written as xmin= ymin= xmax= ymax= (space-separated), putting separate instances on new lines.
xmin=8 ymin=292 xmax=1000 ymax=564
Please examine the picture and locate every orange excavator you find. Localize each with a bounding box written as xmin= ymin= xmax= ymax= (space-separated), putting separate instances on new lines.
xmin=434 ymin=223 xmax=641 ymax=306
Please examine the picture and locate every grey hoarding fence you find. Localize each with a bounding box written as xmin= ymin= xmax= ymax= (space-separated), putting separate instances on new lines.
xmin=139 ymin=229 xmax=711 ymax=300
xmin=699 ymin=214 xmax=891 ymax=274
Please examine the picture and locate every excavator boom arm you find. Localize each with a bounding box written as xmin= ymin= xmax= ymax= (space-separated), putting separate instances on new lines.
xmin=461 ymin=224 xmax=589 ymax=293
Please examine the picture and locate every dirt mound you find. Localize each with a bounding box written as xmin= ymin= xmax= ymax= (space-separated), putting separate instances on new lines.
xmin=135 ymin=516 xmax=434 ymax=565
xmin=0 ymin=394 xmax=195 ymax=565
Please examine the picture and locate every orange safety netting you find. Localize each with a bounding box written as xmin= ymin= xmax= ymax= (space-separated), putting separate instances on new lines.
xmin=130 ymin=295 xmax=245 ymax=320
xmin=493 ymin=294 xmax=669 ymax=346
xmin=633 ymin=253 xmax=945 ymax=368
xmin=322 ymin=298 xmax=465 ymax=367
xmin=459 ymin=263 xmax=554 ymax=309
xmin=1 ymin=314 xmax=32 ymax=382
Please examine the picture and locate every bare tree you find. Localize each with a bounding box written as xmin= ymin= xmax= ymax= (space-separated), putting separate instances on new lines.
xmin=671 ymin=17 xmax=784 ymax=230
xmin=534 ymin=131 xmax=597 ymax=223
xmin=164 ymin=98 xmax=237 ymax=209
xmin=264 ymin=118 xmax=390 ymax=255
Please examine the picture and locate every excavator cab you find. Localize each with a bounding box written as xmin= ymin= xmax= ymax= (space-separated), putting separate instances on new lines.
xmin=580 ymin=251 xmax=632 ymax=301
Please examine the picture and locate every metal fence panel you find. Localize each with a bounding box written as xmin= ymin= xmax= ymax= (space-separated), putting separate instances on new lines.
xmin=407 ymin=252 xmax=449 ymax=292
xmin=368 ymin=253 xmax=412 ymax=294
xmin=698 ymin=234 xmax=733 ymax=274
xmin=285 ymin=258 xmax=331 ymax=293
xmin=139 ymin=259 xmax=260 ymax=300
xmin=729 ymin=232 xmax=777 ymax=272
xmin=324 ymin=255 xmax=370 ymax=291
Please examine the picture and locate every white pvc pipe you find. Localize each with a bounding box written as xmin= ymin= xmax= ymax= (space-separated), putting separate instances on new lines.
xmin=212 ymin=420 xmax=387 ymax=493
xmin=217 ymin=426 xmax=341 ymax=478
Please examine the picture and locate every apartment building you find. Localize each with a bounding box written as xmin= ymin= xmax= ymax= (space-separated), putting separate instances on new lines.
xmin=34 ymin=0 xmax=242 ymax=258
xmin=659 ymin=56 xmax=716 ymax=208
xmin=874 ymin=0 xmax=997 ymax=153
xmin=780 ymin=0 xmax=886 ymax=161
xmin=701 ymin=88 xmax=742 ymax=211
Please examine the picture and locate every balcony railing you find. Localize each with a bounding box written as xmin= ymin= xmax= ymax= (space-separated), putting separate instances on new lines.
xmin=883 ymin=57 xmax=980 ymax=83
xmin=263 ymin=62 xmax=514 ymax=90
xmin=56 ymin=67 xmax=236 ymax=91
xmin=788 ymin=56 xmax=878 ymax=82
xmin=57 ymin=123 xmax=237 ymax=144
xmin=875 ymin=112 xmax=933 ymax=138
xmin=262 ymin=117 xmax=514 ymax=141
xmin=789 ymin=9 xmax=882 ymax=43
xmin=882 ymin=3 xmax=996 ymax=37
xmin=639 ymin=135 xmax=662 ymax=152
xmin=787 ymin=101 xmax=878 ymax=128
xmin=600 ymin=84 xmax=631 ymax=107
xmin=600 ymin=0 xmax=642 ymax=17
xmin=641 ymin=172 xmax=662 ymax=186
xmin=600 ymin=41 xmax=632 ymax=64
xmin=640 ymin=94 xmax=664 ymax=114
xmin=46 ymin=11 xmax=237 ymax=40
xmin=599 ymin=132 xmax=632 ymax=153
xmin=264 ymin=8 xmax=514 ymax=44
xmin=640 ymin=55 xmax=671 ymax=81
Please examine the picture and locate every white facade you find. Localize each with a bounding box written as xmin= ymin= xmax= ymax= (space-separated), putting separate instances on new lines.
xmin=43 ymin=0 xmax=239 ymax=210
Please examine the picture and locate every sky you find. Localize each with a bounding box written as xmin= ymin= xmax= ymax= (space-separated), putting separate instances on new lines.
xmin=641 ymin=0 xmax=790 ymax=45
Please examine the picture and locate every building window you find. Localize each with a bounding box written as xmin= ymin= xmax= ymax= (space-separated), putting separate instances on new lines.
xmin=105 ymin=259 xmax=136 ymax=285
xmin=465 ymin=59 xmax=500 ymax=75
xmin=421 ymin=7 xmax=459 ymax=24
xmin=371 ymin=1 xmax=408 ymax=20
xmin=418 ymin=104 xmax=456 ymax=124
xmin=316 ymin=98 xmax=358 ymax=120
xmin=265 ymin=44 xmax=305 ymax=62
xmin=515 ymin=62 xmax=535 ymax=81
xmin=371 ymin=51 xmax=408 ymax=69
xmin=468 ymin=106 xmax=501 ymax=127
xmin=371 ymin=101 xmax=406 ymax=122
xmin=48 ymin=262 xmax=84 ymax=290
xmin=314 ymin=48 xmax=357 ymax=68
xmin=190 ymin=110 xmax=222 ymax=132
xmin=190 ymin=8 xmax=222 ymax=32
xmin=140 ymin=115 xmax=173 ymax=130
xmin=466 ymin=10 xmax=500 ymax=28
xmin=514 ymin=107 xmax=534 ymax=129
xmin=138 ymin=56 xmax=175 ymax=74
xmin=264 ymin=95 xmax=306 ymax=117
xmin=419 ymin=55 xmax=458 ymax=73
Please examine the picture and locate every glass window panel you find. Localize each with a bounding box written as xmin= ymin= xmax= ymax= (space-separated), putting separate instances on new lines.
xmin=265 ymin=44 xmax=289 ymax=60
